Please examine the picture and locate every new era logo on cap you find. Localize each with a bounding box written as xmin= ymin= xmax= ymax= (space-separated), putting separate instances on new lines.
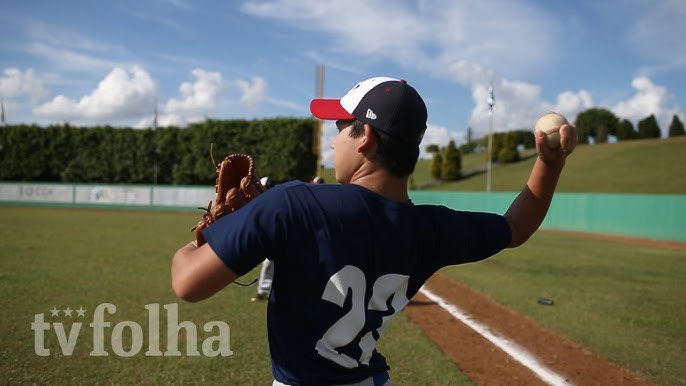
xmin=310 ymin=77 xmax=427 ymax=145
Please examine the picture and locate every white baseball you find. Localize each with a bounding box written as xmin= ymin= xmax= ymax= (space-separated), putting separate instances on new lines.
xmin=535 ymin=112 xmax=568 ymax=149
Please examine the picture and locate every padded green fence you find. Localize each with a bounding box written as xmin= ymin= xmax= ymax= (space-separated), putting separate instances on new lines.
xmin=409 ymin=191 xmax=686 ymax=242
xmin=1 ymin=181 xmax=683 ymax=242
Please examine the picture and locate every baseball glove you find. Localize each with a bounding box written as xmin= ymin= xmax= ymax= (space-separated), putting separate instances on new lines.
xmin=191 ymin=152 xmax=265 ymax=247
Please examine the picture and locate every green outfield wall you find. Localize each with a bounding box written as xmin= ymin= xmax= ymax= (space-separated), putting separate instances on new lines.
xmin=0 ymin=182 xmax=683 ymax=242
xmin=410 ymin=191 xmax=685 ymax=242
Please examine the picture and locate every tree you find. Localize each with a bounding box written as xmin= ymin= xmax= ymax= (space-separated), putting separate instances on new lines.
xmin=440 ymin=140 xmax=461 ymax=181
xmin=0 ymin=124 xmax=45 ymax=181
xmin=574 ymin=108 xmax=619 ymax=144
xmin=596 ymin=126 xmax=609 ymax=144
xmin=616 ymin=119 xmax=636 ymax=141
xmin=425 ymin=144 xmax=440 ymax=154
xmin=497 ymin=132 xmax=520 ymax=163
xmin=515 ymin=129 xmax=536 ymax=149
xmin=459 ymin=142 xmax=477 ymax=154
xmin=426 ymin=144 xmax=442 ymax=180
xmin=485 ymin=133 xmax=505 ymax=162
xmin=430 ymin=151 xmax=443 ymax=180
xmin=668 ymin=115 xmax=685 ymax=137
xmin=460 ymin=127 xmax=478 ymax=154
xmin=637 ymin=114 xmax=661 ymax=139
xmin=44 ymin=124 xmax=78 ymax=181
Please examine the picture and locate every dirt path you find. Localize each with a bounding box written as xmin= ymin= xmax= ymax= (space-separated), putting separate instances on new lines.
xmin=543 ymin=229 xmax=686 ymax=251
xmin=404 ymin=273 xmax=654 ymax=386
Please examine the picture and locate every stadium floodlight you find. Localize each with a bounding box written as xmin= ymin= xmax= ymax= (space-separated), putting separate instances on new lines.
xmin=486 ymin=84 xmax=495 ymax=192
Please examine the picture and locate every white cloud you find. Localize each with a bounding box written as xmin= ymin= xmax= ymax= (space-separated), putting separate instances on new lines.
xmin=265 ymin=96 xmax=301 ymax=110
xmin=26 ymin=43 xmax=124 ymax=74
xmin=162 ymin=68 xmax=225 ymax=125
xmin=22 ymin=66 xmax=252 ymax=128
xmin=241 ymin=0 xmax=684 ymax=151
xmin=0 ymin=68 xmax=48 ymax=102
xmin=163 ymin=0 xmax=193 ymax=10
xmin=420 ymin=123 xmax=463 ymax=159
xmin=447 ymin=60 xmax=596 ymax=137
xmin=627 ymin=0 xmax=686 ymax=74
xmin=612 ymin=76 xmax=677 ymax=135
xmin=20 ymin=19 xmax=129 ymax=73
xmin=554 ymin=90 xmax=594 ymax=118
xmin=242 ymin=0 xmax=558 ymax=78
xmin=4 ymin=0 xmax=681 ymax=148
xmin=24 ymin=19 xmax=126 ymax=54
xmin=458 ymin=72 xmax=546 ymax=136
xmin=154 ymin=112 xmax=182 ymax=128
xmin=33 ymin=66 xmax=157 ymax=123
xmin=423 ymin=1 xmax=557 ymax=76
xmin=462 ymin=74 xmax=678 ymax=139
xmin=449 ymin=60 xmax=493 ymax=88
xmin=613 ymin=77 xmax=668 ymax=119
xmin=236 ymin=76 xmax=268 ymax=113
xmin=243 ymin=0 xmax=427 ymax=75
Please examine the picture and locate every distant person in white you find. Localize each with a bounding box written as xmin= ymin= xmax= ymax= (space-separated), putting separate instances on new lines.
xmin=251 ymin=176 xmax=276 ymax=302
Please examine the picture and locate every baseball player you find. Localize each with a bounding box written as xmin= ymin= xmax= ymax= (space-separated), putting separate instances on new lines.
xmin=172 ymin=77 xmax=577 ymax=385
xmin=251 ymin=176 xmax=276 ymax=302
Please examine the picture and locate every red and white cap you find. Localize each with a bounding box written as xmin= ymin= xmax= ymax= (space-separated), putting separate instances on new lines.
xmin=310 ymin=77 xmax=428 ymax=145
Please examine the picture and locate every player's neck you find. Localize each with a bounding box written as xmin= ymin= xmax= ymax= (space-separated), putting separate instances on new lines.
xmin=351 ymin=172 xmax=410 ymax=203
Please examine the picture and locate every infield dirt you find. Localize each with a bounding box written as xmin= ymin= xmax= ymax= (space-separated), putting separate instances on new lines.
xmin=405 ymin=273 xmax=655 ymax=386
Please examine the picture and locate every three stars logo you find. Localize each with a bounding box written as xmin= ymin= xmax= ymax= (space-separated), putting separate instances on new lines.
xmin=49 ymin=306 xmax=86 ymax=317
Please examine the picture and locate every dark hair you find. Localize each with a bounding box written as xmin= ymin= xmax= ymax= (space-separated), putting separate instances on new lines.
xmin=349 ymin=120 xmax=419 ymax=177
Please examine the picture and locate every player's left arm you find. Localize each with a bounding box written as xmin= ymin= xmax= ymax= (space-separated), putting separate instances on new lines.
xmin=171 ymin=241 xmax=238 ymax=302
xmin=504 ymin=123 xmax=577 ymax=248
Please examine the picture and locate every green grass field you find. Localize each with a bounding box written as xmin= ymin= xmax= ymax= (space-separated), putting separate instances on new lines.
xmin=1 ymin=207 xmax=684 ymax=385
xmin=441 ymin=231 xmax=686 ymax=385
xmin=0 ymin=207 xmax=469 ymax=386
xmin=322 ymin=136 xmax=686 ymax=194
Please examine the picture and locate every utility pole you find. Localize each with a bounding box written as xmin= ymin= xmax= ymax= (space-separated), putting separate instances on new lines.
xmin=486 ymin=83 xmax=495 ymax=192
xmin=314 ymin=65 xmax=325 ymax=178
xmin=152 ymin=101 xmax=158 ymax=187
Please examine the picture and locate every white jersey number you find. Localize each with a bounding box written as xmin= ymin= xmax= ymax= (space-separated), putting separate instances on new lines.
xmin=315 ymin=265 xmax=409 ymax=368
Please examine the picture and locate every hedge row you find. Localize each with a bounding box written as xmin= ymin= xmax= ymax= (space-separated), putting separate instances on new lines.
xmin=0 ymin=117 xmax=319 ymax=185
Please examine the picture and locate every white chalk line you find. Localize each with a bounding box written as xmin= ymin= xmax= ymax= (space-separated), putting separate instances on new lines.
xmin=418 ymin=286 xmax=572 ymax=386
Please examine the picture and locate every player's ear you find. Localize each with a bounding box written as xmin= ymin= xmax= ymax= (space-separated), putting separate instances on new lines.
xmin=357 ymin=123 xmax=377 ymax=153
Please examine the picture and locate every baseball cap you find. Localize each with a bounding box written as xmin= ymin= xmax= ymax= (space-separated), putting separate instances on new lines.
xmin=310 ymin=77 xmax=428 ymax=145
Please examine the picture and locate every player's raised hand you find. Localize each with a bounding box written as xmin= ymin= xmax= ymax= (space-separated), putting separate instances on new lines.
xmin=535 ymin=114 xmax=578 ymax=167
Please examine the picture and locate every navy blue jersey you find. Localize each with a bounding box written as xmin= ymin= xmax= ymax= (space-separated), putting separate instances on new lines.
xmin=204 ymin=180 xmax=511 ymax=385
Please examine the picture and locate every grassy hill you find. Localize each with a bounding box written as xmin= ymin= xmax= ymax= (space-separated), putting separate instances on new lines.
xmin=322 ymin=136 xmax=686 ymax=194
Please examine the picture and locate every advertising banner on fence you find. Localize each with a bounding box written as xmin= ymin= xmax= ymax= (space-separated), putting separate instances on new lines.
xmin=0 ymin=183 xmax=73 ymax=203
xmin=0 ymin=182 xmax=214 ymax=210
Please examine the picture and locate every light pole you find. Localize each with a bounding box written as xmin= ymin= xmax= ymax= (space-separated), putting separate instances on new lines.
xmin=152 ymin=102 xmax=158 ymax=187
xmin=314 ymin=65 xmax=325 ymax=178
xmin=486 ymin=83 xmax=495 ymax=192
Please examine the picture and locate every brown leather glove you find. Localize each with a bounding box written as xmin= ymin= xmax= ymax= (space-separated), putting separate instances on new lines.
xmin=191 ymin=153 xmax=265 ymax=246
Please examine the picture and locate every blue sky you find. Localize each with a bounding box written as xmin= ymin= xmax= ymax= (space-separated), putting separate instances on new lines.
xmin=1 ymin=0 xmax=684 ymax=165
